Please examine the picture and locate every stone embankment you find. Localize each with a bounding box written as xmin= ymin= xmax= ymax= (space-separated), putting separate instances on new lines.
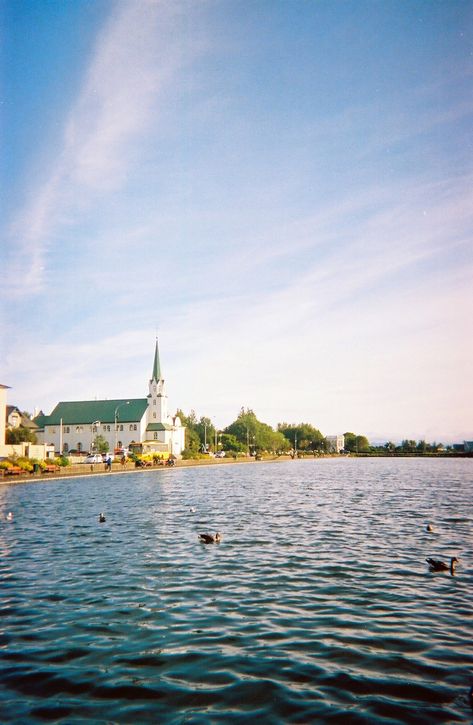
xmin=0 ymin=455 xmax=286 ymax=484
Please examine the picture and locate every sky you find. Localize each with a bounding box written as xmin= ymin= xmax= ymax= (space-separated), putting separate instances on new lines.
xmin=1 ymin=0 xmax=472 ymax=444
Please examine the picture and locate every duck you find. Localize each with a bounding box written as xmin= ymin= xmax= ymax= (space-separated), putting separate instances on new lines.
xmin=6 ymin=512 xmax=13 ymax=521
xmin=190 ymin=507 xmax=196 ymax=513
xmin=99 ymin=513 xmax=106 ymax=523
xmin=426 ymin=523 xmax=434 ymax=533
xmin=426 ymin=556 xmax=458 ymax=573
xmin=198 ymin=532 xmax=221 ymax=544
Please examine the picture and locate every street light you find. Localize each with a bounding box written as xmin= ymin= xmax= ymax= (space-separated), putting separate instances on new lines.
xmin=114 ymin=402 xmax=130 ymax=452
xmin=91 ymin=420 xmax=101 ymax=453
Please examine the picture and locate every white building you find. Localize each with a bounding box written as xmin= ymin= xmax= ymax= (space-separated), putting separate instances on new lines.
xmin=0 ymin=384 xmax=9 ymax=458
xmin=35 ymin=340 xmax=186 ymax=458
xmin=326 ymin=434 xmax=345 ymax=453
xmin=0 ymin=384 xmax=55 ymax=460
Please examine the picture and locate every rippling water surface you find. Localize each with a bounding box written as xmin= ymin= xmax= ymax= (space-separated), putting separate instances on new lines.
xmin=1 ymin=458 xmax=472 ymax=723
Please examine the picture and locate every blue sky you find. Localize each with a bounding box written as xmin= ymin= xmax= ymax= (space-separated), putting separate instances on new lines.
xmin=1 ymin=0 xmax=472 ymax=443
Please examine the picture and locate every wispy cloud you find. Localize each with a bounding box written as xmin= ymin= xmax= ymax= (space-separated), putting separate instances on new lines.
xmin=4 ymin=1 xmax=200 ymax=297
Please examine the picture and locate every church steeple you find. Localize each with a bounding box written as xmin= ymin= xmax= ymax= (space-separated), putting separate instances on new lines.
xmin=151 ymin=338 xmax=162 ymax=382
xmin=148 ymin=338 xmax=168 ymax=424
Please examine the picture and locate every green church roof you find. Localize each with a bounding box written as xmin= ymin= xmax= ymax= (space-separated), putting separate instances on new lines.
xmin=41 ymin=398 xmax=148 ymax=426
xmin=146 ymin=422 xmax=172 ymax=431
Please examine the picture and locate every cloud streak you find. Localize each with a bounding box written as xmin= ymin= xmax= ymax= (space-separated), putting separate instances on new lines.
xmin=5 ymin=1 xmax=199 ymax=297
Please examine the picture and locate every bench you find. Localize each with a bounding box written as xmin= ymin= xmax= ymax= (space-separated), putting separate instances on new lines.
xmin=42 ymin=465 xmax=60 ymax=474
xmin=3 ymin=467 xmax=23 ymax=476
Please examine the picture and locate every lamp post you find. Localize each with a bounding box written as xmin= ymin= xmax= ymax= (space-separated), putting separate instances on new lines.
xmin=91 ymin=420 xmax=101 ymax=453
xmin=114 ymin=401 xmax=130 ymax=453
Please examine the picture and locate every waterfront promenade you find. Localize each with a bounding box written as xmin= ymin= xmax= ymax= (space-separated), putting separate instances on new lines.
xmin=0 ymin=455 xmax=281 ymax=485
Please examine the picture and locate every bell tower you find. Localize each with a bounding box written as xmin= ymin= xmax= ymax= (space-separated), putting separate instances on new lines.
xmin=148 ymin=338 xmax=168 ymax=423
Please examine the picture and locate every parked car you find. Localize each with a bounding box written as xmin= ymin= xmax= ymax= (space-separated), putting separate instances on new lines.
xmin=84 ymin=454 xmax=103 ymax=464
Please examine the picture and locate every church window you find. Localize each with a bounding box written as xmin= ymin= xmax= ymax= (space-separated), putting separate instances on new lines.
xmin=63 ymin=443 xmax=69 ymax=452
xmin=153 ymin=399 xmax=156 ymax=405
xmin=154 ymin=433 xmax=158 ymax=440
xmin=77 ymin=442 xmax=82 ymax=451
xmin=119 ymin=424 xmax=123 ymax=431
xmin=129 ymin=424 xmax=133 ymax=431
xmin=153 ymin=413 xmax=156 ymax=419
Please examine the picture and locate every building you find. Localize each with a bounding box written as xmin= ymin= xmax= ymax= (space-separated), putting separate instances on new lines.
xmin=326 ymin=434 xmax=345 ymax=453
xmin=6 ymin=405 xmax=39 ymax=435
xmin=34 ymin=340 xmax=186 ymax=458
xmin=0 ymin=384 xmax=55 ymax=460
xmin=0 ymin=384 xmax=9 ymax=457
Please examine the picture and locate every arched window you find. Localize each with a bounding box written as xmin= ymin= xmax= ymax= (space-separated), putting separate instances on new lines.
xmin=77 ymin=442 xmax=82 ymax=451
xmin=63 ymin=443 xmax=69 ymax=452
xmin=154 ymin=433 xmax=158 ymax=440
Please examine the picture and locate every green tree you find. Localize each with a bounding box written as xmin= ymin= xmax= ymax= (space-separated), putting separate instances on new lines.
xmin=344 ymin=432 xmax=370 ymax=453
xmin=220 ymin=433 xmax=245 ymax=453
xmin=278 ymin=423 xmax=324 ymax=451
xmin=195 ymin=416 xmax=216 ymax=452
xmin=92 ymin=434 xmax=109 ymax=453
xmin=5 ymin=426 xmax=38 ymax=444
xmin=225 ymin=408 xmax=289 ymax=454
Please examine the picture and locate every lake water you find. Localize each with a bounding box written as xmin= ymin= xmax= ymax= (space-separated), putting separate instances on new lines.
xmin=1 ymin=458 xmax=472 ymax=723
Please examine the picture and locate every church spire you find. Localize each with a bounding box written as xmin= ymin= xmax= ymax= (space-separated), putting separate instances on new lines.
xmin=151 ymin=338 xmax=162 ymax=381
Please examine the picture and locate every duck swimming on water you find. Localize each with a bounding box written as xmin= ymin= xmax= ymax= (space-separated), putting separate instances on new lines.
xmin=99 ymin=513 xmax=106 ymax=523
xmin=426 ymin=523 xmax=434 ymax=532
xmin=199 ymin=532 xmax=221 ymax=544
xmin=426 ymin=557 xmax=458 ymax=573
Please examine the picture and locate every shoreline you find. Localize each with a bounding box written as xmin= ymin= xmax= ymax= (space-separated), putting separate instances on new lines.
xmin=0 ymin=455 xmax=288 ymax=485
xmin=1 ymin=452 xmax=470 ymax=487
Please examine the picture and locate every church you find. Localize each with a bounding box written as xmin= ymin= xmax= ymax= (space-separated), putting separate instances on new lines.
xmin=34 ymin=340 xmax=186 ymax=458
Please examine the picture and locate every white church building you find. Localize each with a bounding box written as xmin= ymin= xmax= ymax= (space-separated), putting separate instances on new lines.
xmin=34 ymin=340 xmax=186 ymax=458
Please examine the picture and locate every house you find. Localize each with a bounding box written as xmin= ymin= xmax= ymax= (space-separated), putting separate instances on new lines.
xmin=6 ymin=405 xmax=39 ymax=434
xmin=0 ymin=384 xmax=9 ymax=457
xmin=0 ymin=384 xmax=54 ymax=460
xmin=34 ymin=340 xmax=186 ymax=457
xmin=326 ymin=434 xmax=345 ymax=453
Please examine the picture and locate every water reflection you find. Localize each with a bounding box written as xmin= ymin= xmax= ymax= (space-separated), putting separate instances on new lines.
xmin=0 ymin=458 xmax=472 ymax=722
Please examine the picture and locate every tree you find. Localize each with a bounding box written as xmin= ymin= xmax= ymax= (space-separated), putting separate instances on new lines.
xmin=6 ymin=426 xmax=38 ymax=444
xmin=195 ymin=416 xmax=216 ymax=452
xmin=92 ymin=434 xmax=109 ymax=453
xmin=220 ymin=433 xmax=245 ymax=453
xmin=344 ymin=432 xmax=370 ymax=453
xmin=278 ymin=423 xmax=324 ymax=451
xmin=225 ymin=408 xmax=289 ymax=454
